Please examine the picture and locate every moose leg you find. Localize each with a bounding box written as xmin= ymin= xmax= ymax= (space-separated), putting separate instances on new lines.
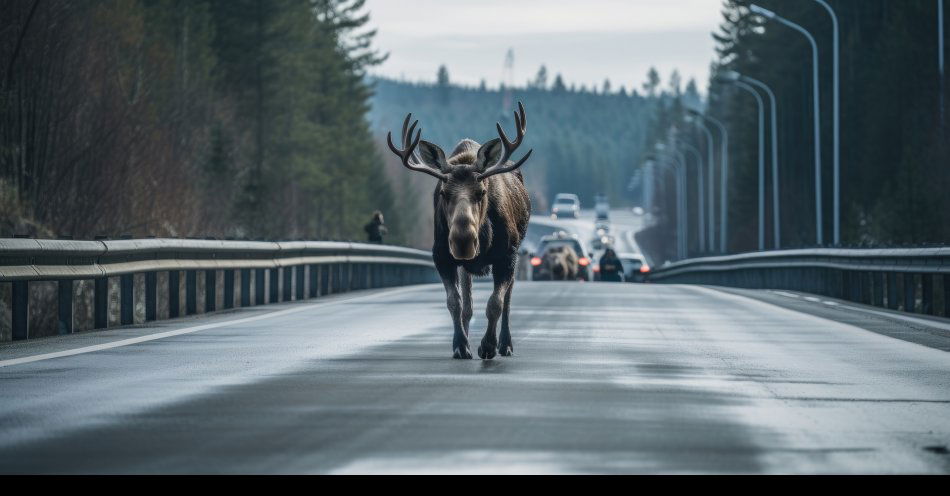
xmin=478 ymin=263 xmax=514 ymax=360
xmin=497 ymin=283 xmax=514 ymax=356
xmin=459 ymin=268 xmax=474 ymax=336
xmin=439 ymin=264 xmax=472 ymax=359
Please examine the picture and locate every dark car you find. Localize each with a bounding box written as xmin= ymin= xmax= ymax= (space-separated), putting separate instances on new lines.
xmin=529 ymin=231 xmax=594 ymax=281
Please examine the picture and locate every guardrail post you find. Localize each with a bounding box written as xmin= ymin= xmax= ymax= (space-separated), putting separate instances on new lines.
xmin=323 ymin=264 xmax=333 ymax=295
xmin=205 ymin=270 xmax=216 ymax=312
xmin=94 ymin=277 xmax=108 ymax=328
xmin=333 ymin=263 xmax=342 ymax=293
xmin=830 ymin=269 xmax=842 ymax=299
xmin=309 ymin=265 xmax=319 ymax=298
xmin=58 ymin=279 xmax=73 ymax=334
xmin=120 ymin=273 xmax=134 ymax=325
xmin=186 ymin=270 xmax=197 ymax=315
xmin=12 ymin=280 xmax=28 ymax=340
xmin=945 ymin=275 xmax=950 ymax=318
xmin=145 ymin=272 xmax=157 ymax=321
xmin=241 ymin=269 xmax=251 ymax=307
xmin=255 ymin=269 xmax=265 ymax=305
xmin=282 ymin=267 xmax=292 ymax=301
xmin=269 ymin=268 xmax=279 ymax=303
xmin=169 ymin=271 xmax=180 ymax=318
xmin=872 ymin=272 xmax=884 ymax=308
xmin=842 ymin=271 xmax=854 ymax=302
xmin=860 ymin=272 xmax=870 ymax=304
xmin=903 ymin=273 xmax=916 ymax=313
xmin=296 ymin=265 xmax=305 ymax=300
xmin=921 ymin=274 xmax=934 ymax=315
xmin=887 ymin=273 xmax=898 ymax=310
xmin=224 ymin=270 xmax=234 ymax=309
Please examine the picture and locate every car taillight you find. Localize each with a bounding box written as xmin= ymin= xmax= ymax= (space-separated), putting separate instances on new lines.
xmin=578 ymin=257 xmax=590 ymax=266
xmin=530 ymin=257 xmax=542 ymax=266
xmin=640 ymin=265 xmax=651 ymax=273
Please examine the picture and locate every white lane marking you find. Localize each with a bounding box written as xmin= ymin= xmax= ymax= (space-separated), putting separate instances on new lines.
xmin=773 ymin=291 xmax=801 ymax=299
xmin=0 ymin=285 xmax=434 ymax=368
xmin=771 ymin=289 xmax=950 ymax=332
xmin=835 ymin=303 xmax=950 ymax=332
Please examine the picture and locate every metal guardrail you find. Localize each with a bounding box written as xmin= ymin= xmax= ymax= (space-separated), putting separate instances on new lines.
xmin=646 ymin=247 xmax=950 ymax=317
xmin=1 ymin=238 xmax=438 ymax=341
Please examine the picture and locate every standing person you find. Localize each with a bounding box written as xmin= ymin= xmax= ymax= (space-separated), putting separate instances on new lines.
xmin=364 ymin=210 xmax=387 ymax=244
xmin=598 ymin=247 xmax=624 ymax=282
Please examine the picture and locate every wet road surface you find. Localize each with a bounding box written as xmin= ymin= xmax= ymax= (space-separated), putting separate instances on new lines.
xmin=1 ymin=282 xmax=949 ymax=474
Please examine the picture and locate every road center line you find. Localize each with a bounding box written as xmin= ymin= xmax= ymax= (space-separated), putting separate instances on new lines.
xmin=0 ymin=285 xmax=435 ymax=369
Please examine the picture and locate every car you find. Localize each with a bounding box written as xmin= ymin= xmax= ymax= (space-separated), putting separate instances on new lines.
xmin=616 ymin=252 xmax=650 ymax=282
xmin=551 ymin=193 xmax=580 ymax=219
xmin=529 ymin=231 xmax=594 ymax=281
xmin=594 ymin=194 xmax=610 ymax=221
xmin=591 ymin=233 xmax=615 ymax=251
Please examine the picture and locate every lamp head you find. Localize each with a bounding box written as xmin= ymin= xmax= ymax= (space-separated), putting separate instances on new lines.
xmin=749 ymin=4 xmax=776 ymax=19
xmin=721 ymin=70 xmax=741 ymax=82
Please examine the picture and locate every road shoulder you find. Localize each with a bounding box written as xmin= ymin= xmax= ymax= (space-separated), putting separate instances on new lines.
xmin=703 ymin=286 xmax=950 ymax=352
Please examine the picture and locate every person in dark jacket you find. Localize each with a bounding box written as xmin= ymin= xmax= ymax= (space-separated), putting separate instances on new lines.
xmin=598 ymin=247 xmax=624 ymax=282
xmin=364 ymin=210 xmax=387 ymax=244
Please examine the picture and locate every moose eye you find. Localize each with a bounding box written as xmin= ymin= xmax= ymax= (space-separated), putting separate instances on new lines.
xmin=474 ymin=190 xmax=486 ymax=201
xmin=439 ymin=189 xmax=449 ymax=198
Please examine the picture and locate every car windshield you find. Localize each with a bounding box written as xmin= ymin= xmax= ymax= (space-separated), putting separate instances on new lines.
xmin=620 ymin=258 xmax=643 ymax=269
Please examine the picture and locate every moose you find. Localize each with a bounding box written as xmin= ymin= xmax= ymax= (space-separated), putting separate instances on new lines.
xmin=541 ymin=245 xmax=579 ymax=281
xmin=387 ymin=102 xmax=533 ymax=359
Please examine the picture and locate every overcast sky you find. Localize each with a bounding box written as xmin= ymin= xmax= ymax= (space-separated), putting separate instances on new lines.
xmin=364 ymin=0 xmax=723 ymax=93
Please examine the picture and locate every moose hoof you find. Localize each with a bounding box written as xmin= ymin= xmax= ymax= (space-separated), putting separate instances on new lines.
xmin=453 ymin=346 xmax=473 ymax=359
xmin=498 ymin=344 xmax=513 ymax=357
xmin=477 ymin=343 xmax=497 ymax=360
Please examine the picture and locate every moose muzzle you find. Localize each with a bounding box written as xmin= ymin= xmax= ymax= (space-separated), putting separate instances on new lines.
xmin=448 ymin=210 xmax=479 ymax=261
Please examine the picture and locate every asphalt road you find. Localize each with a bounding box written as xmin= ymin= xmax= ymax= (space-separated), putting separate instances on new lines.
xmin=1 ymin=282 xmax=949 ymax=474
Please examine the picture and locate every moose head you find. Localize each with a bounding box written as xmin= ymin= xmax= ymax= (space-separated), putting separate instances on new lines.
xmin=387 ymin=103 xmax=533 ymax=261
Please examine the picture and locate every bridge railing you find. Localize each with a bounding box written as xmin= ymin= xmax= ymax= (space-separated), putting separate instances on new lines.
xmin=0 ymin=238 xmax=438 ymax=341
xmin=646 ymin=247 xmax=950 ymax=318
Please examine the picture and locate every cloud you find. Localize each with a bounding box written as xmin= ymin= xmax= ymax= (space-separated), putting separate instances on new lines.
xmin=365 ymin=0 xmax=721 ymax=89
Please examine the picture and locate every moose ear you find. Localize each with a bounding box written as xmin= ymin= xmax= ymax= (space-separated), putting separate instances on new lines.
xmin=417 ymin=140 xmax=449 ymax=171
xmin=476 ymin=138 xmax=504 ymax=170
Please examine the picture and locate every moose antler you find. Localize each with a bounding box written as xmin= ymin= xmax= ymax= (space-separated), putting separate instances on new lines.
xmin=386 ymin=113 xmax=447 ymax=180
xmin=477 ymin=101 xmax=533 ymax=181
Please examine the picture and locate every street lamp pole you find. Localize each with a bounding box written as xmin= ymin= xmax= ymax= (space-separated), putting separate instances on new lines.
xmin=690 ymin=118 xmax=717 ymax=252
xmin=648 ymin=153 xmax=687 ymax=260
xmin=721 ymin=76 xmax=766 ymax=251
xmin=737 ymin=74 xmax=782 ymax=250
xmin=752 ymin=4 xmax=823 ymax=246
xmin=672 ymin=152 xmax=688 ymax=259
xmin=678 ymin=140 xmax=706 ymax=254
xmin=699 ymin=113 xmax=730 ymax=254
xmin=940 ymin=0 xmax=946 ymax=130
xmin=814 ymin=0 xmax=840 ymax=245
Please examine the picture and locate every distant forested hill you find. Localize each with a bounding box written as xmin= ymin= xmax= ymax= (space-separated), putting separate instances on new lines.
xmin=368 ymin=77 xmax=663 ymax=212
